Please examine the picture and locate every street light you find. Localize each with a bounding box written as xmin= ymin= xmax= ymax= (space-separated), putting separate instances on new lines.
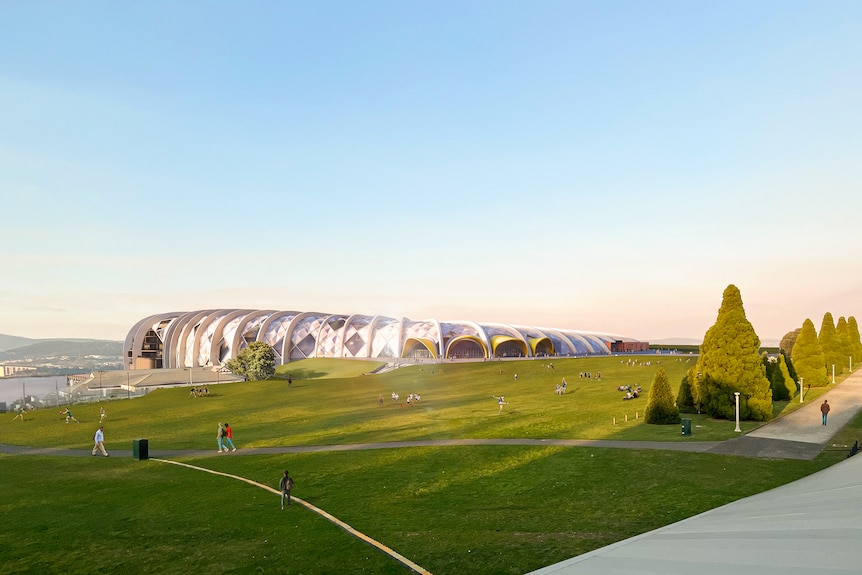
xmin=733 ymin=392 xmax=741 ymax=432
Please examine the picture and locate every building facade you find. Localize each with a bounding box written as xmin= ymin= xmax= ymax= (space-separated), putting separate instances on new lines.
xmin=124 ymin=309 xmax=644 ymax=370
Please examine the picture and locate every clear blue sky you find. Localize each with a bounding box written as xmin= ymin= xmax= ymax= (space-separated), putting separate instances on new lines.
xmin=2 ymin=1 xmax=861 ymax=343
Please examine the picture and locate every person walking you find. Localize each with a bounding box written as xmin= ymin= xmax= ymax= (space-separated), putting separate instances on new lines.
xmin=821 ymin=400 xmax=831 ymax=426
xmin=222 ymin=423 xmax=236 ymax=451
xmin=99 ymin=406 xmax=107 ymax=423
xmin=92 ymin=426 xmax=109 ymax=457
xmin=279 ymin=470 xmax=294 ymax=509
xmin=217 ymin=422 xmax=226 ymax=452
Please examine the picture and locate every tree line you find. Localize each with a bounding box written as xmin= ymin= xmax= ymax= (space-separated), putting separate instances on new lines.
xmin=645 ymin=284 xmax=862 ymax=425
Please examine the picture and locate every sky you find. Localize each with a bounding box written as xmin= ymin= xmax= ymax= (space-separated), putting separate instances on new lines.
xmin=2 ymin=1 xmax=861 ymax=344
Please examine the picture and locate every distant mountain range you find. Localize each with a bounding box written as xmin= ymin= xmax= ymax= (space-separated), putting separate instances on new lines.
xmin=0 ymin=334 xmax=123 ymax=376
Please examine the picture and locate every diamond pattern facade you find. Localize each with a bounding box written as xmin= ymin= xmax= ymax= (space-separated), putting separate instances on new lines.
xmin=125 ymin=308 xmax=641 ymax=370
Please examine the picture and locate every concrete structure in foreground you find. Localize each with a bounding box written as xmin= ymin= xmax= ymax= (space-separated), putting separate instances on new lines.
xmin=529 ymin=451 xmax=862 ymax=575
xmin=124 ymin=309 xmax=644 ymax=369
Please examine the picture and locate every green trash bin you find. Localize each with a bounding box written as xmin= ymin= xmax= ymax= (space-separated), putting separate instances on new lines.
xmin=132 ymin=439 xmax=149 ymax=460
xmin=681 ymin=418 xmax=692 ymax=436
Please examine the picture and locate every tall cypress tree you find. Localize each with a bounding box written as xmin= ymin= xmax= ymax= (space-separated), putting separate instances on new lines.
xmin=781 ymin=350 xmax=798 ymax=384
xmin=769 ymin=357 xmax=790 ymax=401
xmin=645 ymin=368 xmax=680 ymax=424
xmin=779 ymin=328 xmax=801 ymax=356
xmin=791 ymin=319 xmax=828 ymax=387
xmin=777 ymin=353 xmax=796 ymax=398
xmin=695 ymin=284 xmax=772 ymax=421
xmin=676 ymin=369 xmax=697 ymax=414
xmin=818 ymin=312 xmax=843 ymax=377
xmin=847 ymin=316 xmax=862 ymax=369
xmin=836 ymin=316 xmax=853 ymax=367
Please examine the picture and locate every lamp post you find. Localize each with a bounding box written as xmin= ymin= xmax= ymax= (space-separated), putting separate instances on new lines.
xmin=127 ymin=372 xmax=131 ymax=400
xmin=799 ymin=377 xmax=804 ymax=403
xmin=733 ymin=392 xmax=741 ymax=432
xmin=98 ymin=370 xmax=103 ymax=397
xmin=832 ymin=364 xmax=836 ymax=384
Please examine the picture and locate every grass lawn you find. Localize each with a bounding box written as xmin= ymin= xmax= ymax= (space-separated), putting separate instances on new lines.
xmin=0 ymin=355 xmax=853 ymax=574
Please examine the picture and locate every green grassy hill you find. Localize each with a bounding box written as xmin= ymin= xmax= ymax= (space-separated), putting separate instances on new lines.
xmin=0 ymin=355 xmax=850 ymax=575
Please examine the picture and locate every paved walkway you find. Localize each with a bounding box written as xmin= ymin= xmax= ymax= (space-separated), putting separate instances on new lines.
xmin=0 ymin=437 xmax=723 ymax=458
xmin=705 ymin=366 xmax=862 ymax=459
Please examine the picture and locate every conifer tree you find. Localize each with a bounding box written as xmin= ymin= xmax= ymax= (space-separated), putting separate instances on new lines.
xmin=695 ymin=285 xmax=772 ymax=421
xmin=818 ymin=312 xmax=843 ymax=376
xmin=762 ymin=352 xmax=775 ymax=382
xmin=645 ymin=368 xmax=680 ymax=424
xmin=836 ymin=316 xmax=853 ymax=367
xmin=769 ymin=358 xmax=790 ymax=401
xmin=781 ymin=350 xmax=798 ymax=385
xmin=791 ymin=319 xmax=828 ymax=387
xmin=777 ymin=353 xmax=796 ymax=398
xmin=676 ymin=368 xmax=697 ymax=413
xmin=849 ymin=316 xmax=862 ymax=368
xmin=779 ymin=328 xmax=801 ymax=356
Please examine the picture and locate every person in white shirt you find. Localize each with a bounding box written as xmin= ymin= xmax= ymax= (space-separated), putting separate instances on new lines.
xmin=92 ymin=426 xmax=109 ymax=457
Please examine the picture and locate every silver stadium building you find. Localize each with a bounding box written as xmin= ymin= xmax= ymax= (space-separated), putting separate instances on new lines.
xmin=124 ymin=309 xmax=645 ymax=370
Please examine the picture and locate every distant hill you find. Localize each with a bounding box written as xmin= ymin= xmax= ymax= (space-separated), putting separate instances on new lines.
xmin=0 ymin=334 xmax=123 ymax=375
xmin=0 ymin=334 xmax=36 ymax=352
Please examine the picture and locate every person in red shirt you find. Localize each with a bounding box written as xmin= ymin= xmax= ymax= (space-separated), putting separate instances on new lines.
xmin=223 ymin=423 xmax=237 ymax=451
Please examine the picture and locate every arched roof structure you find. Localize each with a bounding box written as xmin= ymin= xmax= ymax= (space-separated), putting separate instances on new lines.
xmin=124 ymin=309 xmax=643 ymax=370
